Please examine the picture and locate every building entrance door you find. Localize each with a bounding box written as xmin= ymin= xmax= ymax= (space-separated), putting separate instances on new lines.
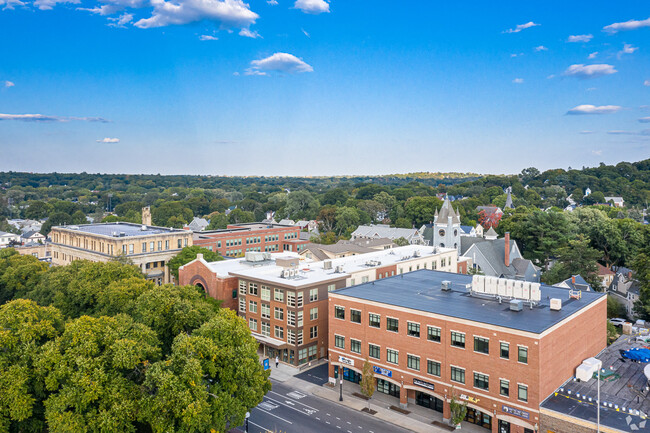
xmin=498 ymin=420 xmax=510 ymax=433
xmin=465 ymin=407 xmax=491 ymax=430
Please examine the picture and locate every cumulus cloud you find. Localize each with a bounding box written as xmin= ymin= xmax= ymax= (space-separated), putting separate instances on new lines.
xmin=534 ymin=45 xmax=547 ymax=51
xmin=639 ymin=117 xmax=650 ymax=123
xmin=645 ymin=80 xmax=650 ymax=86
xmin=79 ymin=0 xmax=147 ymax=15
xmin=97 ymin=137 xmax=120 ymax=143
xmin=566 ymin=105 xmax=622 ymax=115
xmin=0 ymin=113 xmax=109 ymax=122
xmin=592 ymin=150 xmax=603 ymax=155
xmin=199 ymin=34 xmax=218 ymax=40
xmin=0 ymin=0 xmax=25 ymax=9
xmin=567 ymin=34 xmax=593 ymax=43
xmin=618 ymin=43 xmax=638 ymax=57
xmin=246 ymin=52 xmax=313 ymax=75
xmin=503 ymin=21 xmax=539 ymax=34
xmin=108 ymin=12 xmax=133 ymax=26
xmin=588 ymin=52 xmax=598 ymax=59
xmin=510 ymin=53 xmax=523 ymax=58
xmin=134 ymin=0 xmax=258 ymax=29
xmin=239 ymin=28 xmax=260 ymax=38
xmin=267 ymin=0 xmax=277 ymax=4
xmin=3 ymin=81 xmax=14 ymax=88
xmin=512 ymin=78 xmax=524 ymax=84
xmin=294 ymin=0 xmax=328 ymax=14
xmin=563 ymin=64 xmax=617 ymax=79
xmin=33 ymin=0 xmax=79 ymax=10
xmin=603 ymin=17 xmax=650 ymax=34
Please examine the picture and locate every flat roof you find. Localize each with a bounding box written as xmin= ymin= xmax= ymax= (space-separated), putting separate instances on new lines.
xmin=54 ymin=222 xmax=187 ymax=237
xmin=197 ymin=245 xmax=456 ymax=287
xmin=541 ymin=335 xmax=650 ymax=432
xmin=331 ymin=270 xmax=605 ymax=334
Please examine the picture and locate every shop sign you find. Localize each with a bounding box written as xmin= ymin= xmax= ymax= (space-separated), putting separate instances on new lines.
xmin=459 ymin=394 xmax=480 ymax=404
xmin=501 ymin=405 xmax=530 ymax=420
xmin=373 ymin=366 xmax=392 ymax=378
xmin=338 ymin=356 xmax=354 ymax=366
xmin=413 ymin=378 xmax=435 ymax=391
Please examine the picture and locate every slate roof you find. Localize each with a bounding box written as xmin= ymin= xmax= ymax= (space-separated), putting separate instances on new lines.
xmin=21 ymin=230 xmax=43 ymax=239
xmin=434 ymin=197 xmax=461 ymax=224
xmin=484 ymin=227 xmax=498 ymax=238
xmin=461 ymin=236 xmax=538 ymax=280
xmin=187 ymin=217 xmax=209 ymax=231
xmin=459 ymin=225 xmax=474 ymax=234
xmin=556 ymin=275 xmax=591 ymax=291
xmin=351 ymin=224 xmax=422 ymax=242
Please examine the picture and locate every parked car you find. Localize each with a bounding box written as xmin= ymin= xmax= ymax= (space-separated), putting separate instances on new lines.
xmin=609 ymin=318 xmax=626 ymax=327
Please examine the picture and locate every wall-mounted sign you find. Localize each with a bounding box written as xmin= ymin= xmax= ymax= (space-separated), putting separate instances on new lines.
xmin=501 ymin=405 xmax=530 ymax=420
xmin=459 ymin=394 xmax=480 ymax=404
xmin=373 ymin=366 xmax=392 ymax=378
xmin=413 ymin=378 xmax=435 ymax=391
xmin=263 ymin=358 xmax=270 ymax=371
xmin=338 ymin=356 xmax=354 ymax=366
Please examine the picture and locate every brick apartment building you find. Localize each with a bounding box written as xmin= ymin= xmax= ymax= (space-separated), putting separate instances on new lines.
xmin=328 ymin=271 xmax=606 ymax=433
xmin=179 ymin=245 xmax=459 ymax=366
xmin=192 ymin=222 xmax=309 ymax=258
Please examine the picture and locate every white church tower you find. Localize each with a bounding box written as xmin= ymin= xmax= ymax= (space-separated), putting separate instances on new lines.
xmin=433 ymin=196 xmax=461 ymax=254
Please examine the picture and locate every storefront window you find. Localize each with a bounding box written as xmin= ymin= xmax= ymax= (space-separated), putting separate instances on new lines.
xmin=465 ymin=408 xmax=492 ymax=430
xmin=377 ymin=379 xmax=400 ymax=398
xmin=415 ymin=391 xmax=443 ymax=413
xmin=343 ymin=367 xmax=362 ymax=384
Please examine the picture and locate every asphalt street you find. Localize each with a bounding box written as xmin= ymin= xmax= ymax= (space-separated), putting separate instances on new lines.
xmin=239 ymin=379 xmax=412 ymax=433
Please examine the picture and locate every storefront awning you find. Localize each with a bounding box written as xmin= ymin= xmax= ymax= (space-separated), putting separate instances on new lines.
xmin=251 ymin=333 xmax=288 ymax=349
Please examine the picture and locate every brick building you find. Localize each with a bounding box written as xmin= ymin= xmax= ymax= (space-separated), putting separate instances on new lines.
xmin=328 ymin=271 xmax=606 ymax=433
xmin=192 ymin=222 xmax=309 ymax=258
xmin=179 ymin=245 xmax=459 ymax=367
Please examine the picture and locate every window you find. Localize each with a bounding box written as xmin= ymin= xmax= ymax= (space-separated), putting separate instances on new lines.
xmin=150 ymin=241 xmax=154 ymax=251
xmin=500 ymin=342 xmax=510 ymax=359
xmin=361 ymin=276 xmax=369 ymax=283
xmin=165 ymin=240 xmax=169 ymax=250
xmin=350 ymin=339 xmax=361 ymax=354
xmin=518 ymin=384 xmax=528 ymax=402
xmin=273 ymin=288 xmax=284 ymax=302
xmin=451 ymin=332 xmax=465 ymax=348
xmin=178 ymin=239 xmax=182 ymax=249
xmin=386 ymin=349 xmax=399 ymax=364
xmin=474 ymin=372 xmax=489 ymax=391
xmin=297 ymin=330 xmax=303 ymax=345
xmin=249 ymin=283 xmax=258 ymax=296
xmin=261 ymin=286 xmax=271 ymax=301
xmin=407 ymin=354 xmax=420 ymax=371
xmin=274 ymin=326 xmax=284 ymax=339
xmin=287 ymin=292 xmax=296 ymax=307
xmin=335 ymin=306 xmax=345 ymax=320
xmin=407 ymin=322 xmax=420 ymax=338
xmin=369 ymin=344 xmax=380 ymax=359
xmin=441 ymin=258 xmax=446 ymax=267
xmin=474 ymin=337 xmax=489 ymax=354
xmin=350 ymin=309 xmax=361 ymax=324
xmin=261 ymin=303 xmax=270 ymax=319
xmin=328 ymin=284 xmax=336 ymax=292
xmin=142 ymin=242 xmax=147 ymax=252
xmin=369 ymin=313 xmax=380 ymax=328
xmin=335 ymin=335 xmax=345 ymax=349
xmin=261 ymin=322 xmax=270 ymax=337
xmin=500 ymin=380 xmax=509 ymax=397
xmin=297 ymin=292 xmax=304 ymax=307
xmin=310 ymin=326 xmax=318 ymax=339
xmin=386 ymin=317 xmax=399 ymax=332
xmin=128 ymin=244 xmax=134 ymax=254
xmin=287 ymin=311 xmax=295 ymax=326
xmin=274 ymin=307 xmax=284 ymax=320
xmin=249 ymin=318 xmax=257 ymax=331
xmin=518 ymin=347 xmax=528 ymax=364
xmin=309 ymin=288 xmax=318 ymax=302
xmin=239 ymin=298 xmax=246 ymax=313
xmin=239 ymin=280 xmax=247 ymax=295
xmin=287 ymin=329 xmax=295 ymax=344
xmin=249 ymin=300 xmax=257 ymax=313
xmin=297 ymin=311 xmax=303 ymax=327
xmin=158 ymin=241 xmax=162 ymax=251
xmin=451 ymin=366 xmax=465 ymax=384
xmin=427 ymin=360 xmax=441 ymax=376
xmin=427 ymin=326 xmax=441 ymax=342
xmin=310 ymin=307 xmax=318 ymax=320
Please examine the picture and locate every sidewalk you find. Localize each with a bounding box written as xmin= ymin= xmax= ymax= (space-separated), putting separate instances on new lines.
xmin=260 ymin=355 xmax=328 ymax=383
xmin=284 ymin=375 xmax=486 ymax=433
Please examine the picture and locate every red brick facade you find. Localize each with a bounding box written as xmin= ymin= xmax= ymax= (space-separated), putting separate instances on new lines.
xmin=178 ymin=258 xmax=238 ymax=311
xmin=327 ymin=293 xmax=607 ymax=433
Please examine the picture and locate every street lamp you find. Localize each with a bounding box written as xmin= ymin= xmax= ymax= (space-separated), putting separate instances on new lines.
xmin=245 ymin=411 xmax=250 ymax=433
xmin=597 ymin=362 xmax=601 ymax=433
xmin=339 ymin=367 xmax=343 ymax=401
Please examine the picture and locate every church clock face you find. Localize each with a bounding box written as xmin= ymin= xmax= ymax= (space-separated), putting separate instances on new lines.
xmin=438 ymin=229 xmax=445 ymax=237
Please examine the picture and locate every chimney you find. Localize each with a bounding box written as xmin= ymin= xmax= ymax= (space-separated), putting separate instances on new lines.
xmin=504 ymin=232 xmax=510 ymax=266
xmin=197 ymin=253 xmax=203 ymax=261
xmin=572 ymin=275 xmax=576 ymax=284
xmin=142 ymin=206 xmax=152 ymax=226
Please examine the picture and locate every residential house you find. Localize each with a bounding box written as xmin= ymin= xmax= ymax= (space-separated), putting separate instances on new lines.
xmin=351 ymin=224 xmax=426 ymax=245
xmin=553 ymin=275 xmax=591 ymax=291
xmin=0 ymin=231 xmax=21 ymax=248
xmin=597 ymin=263 xmax=615 ymax=289
xmin=185 ymin=217 xmax=209 ymax=232
xmin=299 ymin=237 xmax=395 ymax=261
xmin=608 ymin=267 xmax=640 ymax=319
xmin=604 ymin=196 xmax=625 ymax=208
xmin=21 ymin=230 xmax=46 ymax=244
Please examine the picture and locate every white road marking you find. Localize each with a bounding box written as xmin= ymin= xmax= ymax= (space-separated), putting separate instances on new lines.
xmin=265 ymin=396 xmax=315 ymax=416
xmin=258 ymin=401 xmax=278 ymax=411
xmin=253 ymin=407 xmax=293 ymax=424
xmin=269 ymin=391 xmax=319 ymax=411
xmin=337 ymin=426 xmax=341 ymax=429
xmin=326 ymin=421 xmax=331 ymax=425
xmin=287 ymin=391 xmax=307 ymax=399
xmin=326 ymin=413 xmax=331 ymax=416
xmin=336 ymin=417 xmax=341 ymax=420
xmin=249 ymin=420 xmax=273 ymax=432
xmin=347 ymin=421 xmax=351 ymax=424
xmin=285 ymin=400 xmax=295 ymax=406
xmin=315 ymin=417 xmax=321 ymax=421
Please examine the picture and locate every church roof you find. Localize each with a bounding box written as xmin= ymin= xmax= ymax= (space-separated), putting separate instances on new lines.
xmin=435 ymin=197 xmax=461 ymax=224
xmin=505 ymin=191 xmax=514 ymax=209
xmin=485 ymin=227 xmax=498 ymax=237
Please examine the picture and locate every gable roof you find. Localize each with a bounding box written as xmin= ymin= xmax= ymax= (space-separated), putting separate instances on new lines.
xmin=462 ymin=236 xmax=538 ymax=280
xmin=556 ymin=275 xmax=591 ymax=291
xmin=351 ymin=224 xmax=422 ymax=242
xmin=434 ymin=197 xmax=461 ymax=224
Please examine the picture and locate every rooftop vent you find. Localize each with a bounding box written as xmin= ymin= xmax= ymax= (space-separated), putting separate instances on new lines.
xmin=111 ymin=231 xmax=118 ymax=237
xmin=509 ymin=299 xmax=523 ymax=312
xmin=441 ymin=280 xmax=452 ymax=291
xmin=413 ymin=250 xmax=421 ymax=257
xmin=323 ymin=260 xmax=333 ymax=270
xmin=119 ymin=232 xmax=126 ymax=237
xmin=141 ymin=225 xmax=147 ymax=231
xmin=550 ymin=298 xmax=562 ymax=311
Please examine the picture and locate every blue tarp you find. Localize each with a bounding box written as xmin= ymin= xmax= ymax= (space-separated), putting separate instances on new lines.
xmin=622 ymin=348 xmax=650 ymax=362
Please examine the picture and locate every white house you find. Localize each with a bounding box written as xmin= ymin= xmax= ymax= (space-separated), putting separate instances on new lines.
xmin=0 ymin=231 xmax=21 ymax=248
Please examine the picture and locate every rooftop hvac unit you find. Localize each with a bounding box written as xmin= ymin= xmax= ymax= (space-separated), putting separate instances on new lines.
xmin=323 ymin=260 xmax=333 ymax=270
xmin=510 ymin=299 xmax=523 ymax=312
xmin=281 ymin=269 xmax=290 ymax=278
xmin=289 ymin=269 xmax=296 ymax=277
xmin=530 ymin=283 xmax=541 ymax=302
xmin=441 ymin=280 xmax=452 ymax=291
xmin=472 ymin=275 xmax=485 ymax=293
xmin=263 ymin=252 xmax=272 ymax=260
xmin=141 ymin=225 xmax=147 ymax=231
xmin=335 ymin=265 xmax=344 ymax=273
xmin=550 ymin=298 xmax=562 ymax=311
xmin=485 ymin=276 xmax=498 ymax=295
xmin=413 ymin=250 xmax=421 ymax=257
xmin=522 ymin=282 xmax=531 ymax=300
xmin=505 ymin=279 xmax=514 ymax=298
xmin=497 ymin=278 xmax=508 ymax=297
xmin=513 ymin=281 xmax=524 ymax=299
xmin=112 ymin=231 xmax=118 ymax=237
xmin=119 ymin=232 xmax=126 ymax=237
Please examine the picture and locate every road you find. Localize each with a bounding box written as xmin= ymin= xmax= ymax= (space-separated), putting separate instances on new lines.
xmin=239 ymin=379 xmax=412 ymax=433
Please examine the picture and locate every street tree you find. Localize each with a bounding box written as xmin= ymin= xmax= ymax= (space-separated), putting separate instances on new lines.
xmin=167 ymin=246 xmax=223 ymax=280
xmin=360 ymin=359 xmax=375 ymax=412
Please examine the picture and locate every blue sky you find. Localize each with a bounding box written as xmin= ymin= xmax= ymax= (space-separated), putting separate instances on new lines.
xmin=0 ymin=0 xmax=649 ymax=175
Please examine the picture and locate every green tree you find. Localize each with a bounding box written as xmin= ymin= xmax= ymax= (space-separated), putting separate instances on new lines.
xmin=607 ymin=295 xmax=626 ymax=319
xmin=334 ymin=207 xmax=361 ymax=236
xmin=449 ymin=392 xmax=468 ymax=427
xmin=152 ymin=202 xmax=193 ymax=228
xmin=285 ymin=190 xmax=319 ymax=220
xmin=206 ymin=213 xmax=229 ymax=230
xmin=393 ymin=217 xmax=411 ymax=229
xmin=167 ymin=246 xmax=223 ymax=280
xmin=393 ymin=237 xmax=409 ymax=246
xmin=0 ymin=253 xmax=49 ymax=304
xmin=403 ymin=196 xmax=442 ymax=226
xmin=228 ymin=208 xmax=255 ymax=225
xmin=542 ymin=236 xmax=602 ymax=289
xmin=359 ymin=359 xmax=375 ymax=412
xmin=40 ymin=211 xmax=72 ymax=236
xmin=24 ymin=201 xmax=53 ymax=220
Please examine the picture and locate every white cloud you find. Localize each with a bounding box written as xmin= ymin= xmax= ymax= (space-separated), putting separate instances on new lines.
xmin=645 ymin=80 xmax=650 ymax=86
xmin=567 ymin=34 xmax=593 ymax=43
xmin=566 ymin=104 xmax=622 ymax=115
xmin=301 ymin=28 xmax=310 ymax=38
xmin=34 ymin=0 xmax=78 ymax=10
xmin=618 ymin=43 xmax=638 ymax=57
xmin=588 ymin=52 xmax=598 ymax=59
xmin=0 ymin=113 xmax=109 ymax=122
xmin=512 ymin=78 xmax=524 ymax=84
xmin=267 ymin=0 xmax=277 ymax=4
xmin=96 ymin=137 xmax=120 ymax=143
xmin=580 ymin=131 xmax=596 ymax=134
xmin=79 ymin=0 xmax=147 ymax=15
xmin=592 ymin=150 xmax=602 ymax=155
xmin=510 ymin=53 xmax=523 ymax=58
xmin=603 ymin=17 xmax=650 ymax=34
xmin=4 ymin=81 xmax=14 ymax=88
xmin=199 ymin=34 xmax=218 ymax=40
xmin=246 ymin=52 xmax=313 ymax=75
xmin=639 ymin=117 xmax=650 ymax=123
xmin=134 ymin=0 xmax=259 ymax=29
xmin=607 ymin=130 xmax=650 ymax=136
xmin=108 ymin=12 xmax=133 ymax=26
xmin=563 ymin=64 xmax=617 ymax=79
xmin=534 ymin=45 xmax=547 ymax=52
xmin=586 ymin=87 xmax=596 ymax=91
xmin=504 ymin=21 xmax=540 ymax=34
xmin=239 ymin=28 xmax=260 ymax=38
xmin=0 ymin=0 xmax=25 ymax=9
xmin=294 ymin=0 xmax=328 ymax=14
